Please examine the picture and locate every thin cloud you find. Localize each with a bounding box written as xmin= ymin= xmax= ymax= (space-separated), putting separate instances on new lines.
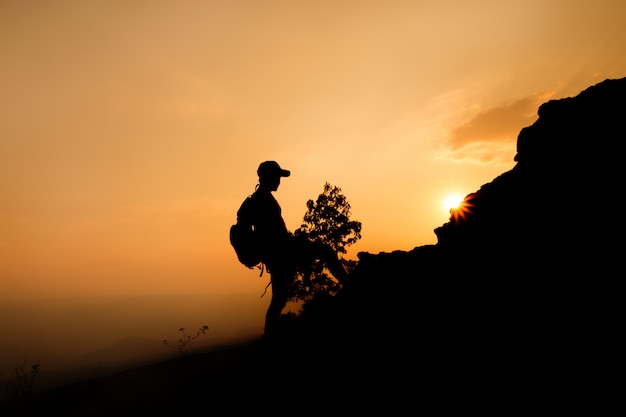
xmin=438 ymin=92 xmax=553 ymax=164
xmin=439 ymin=141 xmax=517 ymax=165
xmin=447 ymin=93 xmax=547 ymax=151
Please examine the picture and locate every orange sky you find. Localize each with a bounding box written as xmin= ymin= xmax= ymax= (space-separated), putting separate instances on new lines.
xmin=2 ymin=0 xmax=626 ymax=300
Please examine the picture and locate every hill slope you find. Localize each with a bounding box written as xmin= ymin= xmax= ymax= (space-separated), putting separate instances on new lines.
xmin=4 ymin=77 xmax=624 ymax=414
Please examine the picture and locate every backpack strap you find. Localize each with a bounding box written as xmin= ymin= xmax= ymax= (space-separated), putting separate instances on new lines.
xmin=236 ymin=192 xmax=260 ymax=225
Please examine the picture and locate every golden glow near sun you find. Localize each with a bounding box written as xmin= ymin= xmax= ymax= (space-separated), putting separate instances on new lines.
xmin=443 ymin=193 xmax=465 ymax=213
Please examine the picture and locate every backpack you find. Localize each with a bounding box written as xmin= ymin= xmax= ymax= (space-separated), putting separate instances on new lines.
xmin=229 ymin=195 xmax=264 ymax=275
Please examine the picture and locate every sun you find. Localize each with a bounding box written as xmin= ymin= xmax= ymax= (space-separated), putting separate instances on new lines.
xmin=443 ymin=193 xmax=465 ymax=213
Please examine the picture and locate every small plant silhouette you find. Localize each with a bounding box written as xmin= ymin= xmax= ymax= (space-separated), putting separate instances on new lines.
xmin=162 ymin=325 xmax=209 ymax=353
xmin=1 ymin=359 xmax=40 ymax=401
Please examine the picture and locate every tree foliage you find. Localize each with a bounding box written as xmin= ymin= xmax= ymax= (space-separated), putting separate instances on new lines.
xmin=288 ymin=183 xmax=362 ymax=303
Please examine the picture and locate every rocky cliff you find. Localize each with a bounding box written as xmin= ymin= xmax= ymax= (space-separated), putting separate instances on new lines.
xmin=327 ymin=77 xmax=626 ymax=399
xmin=360 ymin=76 xmax=625 ymax=276
xmin=434 ymin=76 xmax=625 ymax=274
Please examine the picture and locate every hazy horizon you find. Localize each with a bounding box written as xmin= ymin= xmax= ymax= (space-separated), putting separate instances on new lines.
xmin=0 ymin=292 xmax=269 ymax=394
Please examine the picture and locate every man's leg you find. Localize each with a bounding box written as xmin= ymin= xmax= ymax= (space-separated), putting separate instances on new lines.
xmin=264 ymin=269 xmax=289 ymax=337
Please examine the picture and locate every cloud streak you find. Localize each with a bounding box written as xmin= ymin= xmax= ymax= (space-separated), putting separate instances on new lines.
xmin=443 ymin=92 xmax=550 ymax=163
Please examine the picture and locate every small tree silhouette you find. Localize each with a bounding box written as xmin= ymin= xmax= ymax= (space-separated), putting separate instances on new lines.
xmin=290 ymin=182 xmax=362 ymax=302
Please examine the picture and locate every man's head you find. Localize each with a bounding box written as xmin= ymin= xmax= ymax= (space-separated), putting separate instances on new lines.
xmin=257 ymin=161 xmax=290 ymax=180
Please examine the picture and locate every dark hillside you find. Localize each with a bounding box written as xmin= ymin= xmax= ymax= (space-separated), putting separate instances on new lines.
xmin=348 ymin=76 xmax=625 ymax=404
xmin=5 ymin=77 xmax=624 ymax=414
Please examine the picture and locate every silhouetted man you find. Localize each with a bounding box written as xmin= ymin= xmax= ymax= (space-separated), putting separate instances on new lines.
xmin=237 ymin=161 xmax=349 ymax=337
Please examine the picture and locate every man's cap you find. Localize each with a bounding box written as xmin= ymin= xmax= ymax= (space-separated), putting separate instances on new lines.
xmin=257 ymin=161 xmax=290 ymax=178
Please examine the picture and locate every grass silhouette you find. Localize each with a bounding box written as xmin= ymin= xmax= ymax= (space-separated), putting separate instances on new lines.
xmin=1 ymin=359 xmax=40 ymax=402
xmin=162 ymin=325 xmax=210 ymax=354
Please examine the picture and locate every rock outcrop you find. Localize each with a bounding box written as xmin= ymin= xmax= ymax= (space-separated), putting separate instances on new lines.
xmin=434 ymin=77 xmax=625 ymax=275
xmin=341 ymin=77 xmax=625 ymax=396
xmin=359 ymin=76 xmax=625 ymax=276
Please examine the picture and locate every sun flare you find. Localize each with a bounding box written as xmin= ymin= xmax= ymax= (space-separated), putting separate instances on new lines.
xmin=443 ymin=193 xmax=465 ymax=213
